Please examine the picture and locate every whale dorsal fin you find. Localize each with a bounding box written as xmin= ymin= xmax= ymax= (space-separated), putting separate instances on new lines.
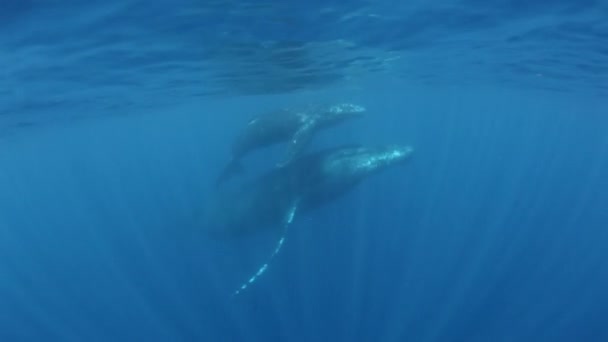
xmin=232 ymin=199 xmax=299 ymax=297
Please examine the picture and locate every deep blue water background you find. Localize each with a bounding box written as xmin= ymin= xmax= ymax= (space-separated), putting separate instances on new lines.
xmin=1 ymin=1 xmax=608 ymax=341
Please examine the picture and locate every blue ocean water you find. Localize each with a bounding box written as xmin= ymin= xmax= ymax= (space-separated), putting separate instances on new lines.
xmin=1 ymin=1 xmax=607 ymax=341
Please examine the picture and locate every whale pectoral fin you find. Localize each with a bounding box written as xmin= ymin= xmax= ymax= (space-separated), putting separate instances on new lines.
xmin=232 ymin=200 xmax=299 ymax=297
xmin=278 ymin=121 xmax=316 ymax=168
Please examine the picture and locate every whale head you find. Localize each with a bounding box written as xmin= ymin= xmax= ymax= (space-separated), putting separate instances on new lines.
xmin=317 ymin=103 xmax=366 ymax=124
xmin=318 ymin=145 xmax=414 ymax=182
xmin=327 ymin=103 xmax=366 ymax=115
xmin=292 ymin=145 xmax=413 ymax=206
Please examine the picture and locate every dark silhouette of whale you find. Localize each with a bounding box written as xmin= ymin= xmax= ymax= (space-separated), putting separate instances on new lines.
xmin=204 ymin=144 xmax=414 ymax=295
xmin=216 ymin=103 xmax=365 ymax=185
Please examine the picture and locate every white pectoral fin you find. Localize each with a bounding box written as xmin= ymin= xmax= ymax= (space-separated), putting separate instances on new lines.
xmin=278 ymin=121 xmax=315 ymax=167
xmin=232 ymin=200 xmax=300 ymax=297
xmin=284 ymin=199 xmax=299 ymax=225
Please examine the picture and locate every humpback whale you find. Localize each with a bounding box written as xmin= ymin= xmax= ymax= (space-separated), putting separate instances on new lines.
xmin=204 ymin=144 xmax=414 ymax=295
xmin=216 ymin=103 xmax=366 ymax=185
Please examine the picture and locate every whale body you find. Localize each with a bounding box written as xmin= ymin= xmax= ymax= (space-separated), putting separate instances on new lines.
xmin=207 ymin=144 xmax=413 ymax=237
xmin=204 ymin=144 xmax=414 ymax=295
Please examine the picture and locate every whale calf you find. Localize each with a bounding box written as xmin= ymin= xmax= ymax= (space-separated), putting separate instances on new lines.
xmin=204 ymin=144 xmax=414 ymax=295
xmin=216 ymin=103 xmax=366 ymax=185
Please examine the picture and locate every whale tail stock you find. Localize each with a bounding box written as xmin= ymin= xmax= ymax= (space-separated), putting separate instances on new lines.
xmin=215 ymin=158 xmax=245 ymax=186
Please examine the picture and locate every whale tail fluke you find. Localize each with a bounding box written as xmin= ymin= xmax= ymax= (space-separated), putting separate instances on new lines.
xmin=216 ymin=158 xmax=244 ymax=186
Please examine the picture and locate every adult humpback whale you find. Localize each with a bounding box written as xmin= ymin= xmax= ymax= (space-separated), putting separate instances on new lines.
xmin=205 ymin=144 xmax=414 ymax=295
xmin=216 ymin=103 xmax=366 ymax=185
